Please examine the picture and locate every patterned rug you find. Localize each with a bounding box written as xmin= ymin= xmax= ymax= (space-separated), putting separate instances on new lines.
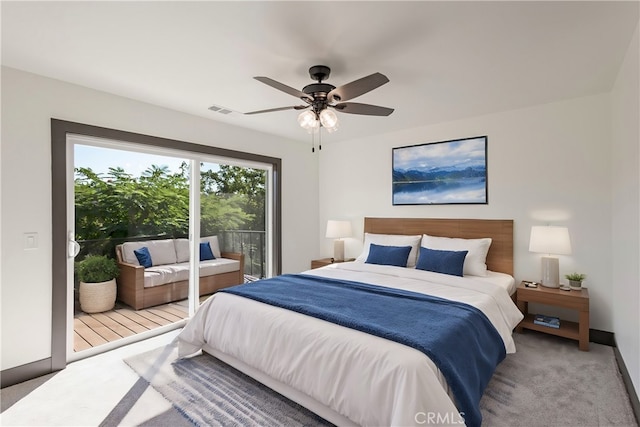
xmin=122 ymin=342 xmax=333 ymax=427
xmin=121 ymin=333 xmax=637 ymax=427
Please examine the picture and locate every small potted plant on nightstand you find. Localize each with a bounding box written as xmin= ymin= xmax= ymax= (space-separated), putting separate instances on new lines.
xmin=77 ymin=254 xmax=120 ymax=313
xmin=565 ymin=272 xmax=586 ymax=291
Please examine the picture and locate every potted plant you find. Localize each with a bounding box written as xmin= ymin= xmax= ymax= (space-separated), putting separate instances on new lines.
xmin=565 ymin=272 xmax=586 ymax=291
xmin=77 ymin=255 xmax=120 ymax=313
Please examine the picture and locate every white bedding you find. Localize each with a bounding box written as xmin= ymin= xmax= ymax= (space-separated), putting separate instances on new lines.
xmin=178 ymin=262 xmax=523 ymax=426
xmin=465 ymin=270 xmax=516 ymax=295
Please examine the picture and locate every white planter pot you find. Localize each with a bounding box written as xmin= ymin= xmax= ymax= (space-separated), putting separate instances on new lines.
xmin=79 ymin=279 xmax=117 ymax=313
xmin=569 ymin=280 xmax=583 ymax=291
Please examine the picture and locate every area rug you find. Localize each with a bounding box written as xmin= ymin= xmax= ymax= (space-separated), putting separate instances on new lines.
xmin=123 ymin=333 xmax=637 ymax=427
xmin=123 ymin=342 xmax=333 ymax=426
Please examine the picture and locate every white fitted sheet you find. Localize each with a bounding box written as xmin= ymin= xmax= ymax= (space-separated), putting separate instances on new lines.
xmin=469 ymin=270 xmax=517 ymax=295
xmin=178 ymin=262 xmax=523 ymax=426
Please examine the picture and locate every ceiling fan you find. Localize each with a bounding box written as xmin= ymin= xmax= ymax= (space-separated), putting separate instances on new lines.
xmin=245 ymin=65 xmax=394 ymax=133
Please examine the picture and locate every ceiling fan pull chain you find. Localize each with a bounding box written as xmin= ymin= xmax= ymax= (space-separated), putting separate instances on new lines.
xmin=319 ymin=127 xmax=322 ymax=151
xmin=311 ymin=130 xmax=315 ymax=153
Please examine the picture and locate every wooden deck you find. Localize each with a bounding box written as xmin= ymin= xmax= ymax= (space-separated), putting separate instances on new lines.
xmin=73 ymin=299 xmax=190 ymax=352
xmin=73 ymin=277 xmax=258 ymax=352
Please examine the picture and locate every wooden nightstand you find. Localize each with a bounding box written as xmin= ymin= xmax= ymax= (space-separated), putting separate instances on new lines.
xmin=310 ymin=258 xmax=355 ymax=269
xmin=515 ymin=281 xmax=590 ymax=351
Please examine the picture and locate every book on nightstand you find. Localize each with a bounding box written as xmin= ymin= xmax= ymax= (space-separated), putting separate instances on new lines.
xmin=533 ymin=314 xmax=560 ymax=329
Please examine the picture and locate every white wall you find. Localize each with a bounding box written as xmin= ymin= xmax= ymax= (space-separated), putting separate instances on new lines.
xmin=319 ymin=93 xmax=613 ymax=331
xmin=0 ymin=66 xmax=319 ymax=371
xmin=612 ymin=21 xmax=640 ymax=393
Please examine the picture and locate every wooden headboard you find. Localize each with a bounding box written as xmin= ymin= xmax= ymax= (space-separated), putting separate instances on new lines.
xmin=363 ymin=217 xmax=514 ymax=276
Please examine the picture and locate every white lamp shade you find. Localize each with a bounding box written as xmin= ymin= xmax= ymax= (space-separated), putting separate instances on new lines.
xmin=529 ymin=226 xmax=571 ymax=255
xmin=326 ymin=220 xmax=352 ymax=239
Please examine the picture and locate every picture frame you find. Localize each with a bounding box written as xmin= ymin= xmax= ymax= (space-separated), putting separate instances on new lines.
xmin=392 ymin=136 xmax=488 ymax=205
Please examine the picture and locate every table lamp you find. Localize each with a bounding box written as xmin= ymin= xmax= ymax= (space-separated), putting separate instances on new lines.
xmin=529 ymin=225 xmax=572 ymax=288
xmin=325 ymin=220 xmax=352 ymax=261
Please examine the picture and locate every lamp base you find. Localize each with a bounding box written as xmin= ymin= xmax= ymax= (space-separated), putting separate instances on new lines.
xmin=540 ymin=256 xmax=560 ymax=288
xmin=333 ymin=239 xmax=345 ymax=262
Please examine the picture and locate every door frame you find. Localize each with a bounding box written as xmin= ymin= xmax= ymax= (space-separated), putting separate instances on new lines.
xmin=51 ymin=119 xmax=282 ymax=370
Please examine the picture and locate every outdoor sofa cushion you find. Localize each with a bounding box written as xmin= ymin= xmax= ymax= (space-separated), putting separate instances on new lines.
xmin=123 ymin=236 xmax=223 ymax=266
xmin=122 ymin=239 xmax=176 ymax=266
xmin=143 ymin=258 xmax=240 ymax=288
xmin=120 ymin=236 xmax=238 ymax=289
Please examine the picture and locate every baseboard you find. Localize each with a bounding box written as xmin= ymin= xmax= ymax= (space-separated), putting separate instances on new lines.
xmin=589 ymin=328 xmax=615 ymax=346
xmin=590 ymin=330 xmax=639 ymax=424
xmin=613 ymin=345 xmax=640 ymax=425
xmin=1 ymin=358 xmax=53 ymax=389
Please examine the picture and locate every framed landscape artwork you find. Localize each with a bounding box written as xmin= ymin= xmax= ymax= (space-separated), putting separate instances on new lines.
xmin=392 ymin=136 xmax=488 ymax=205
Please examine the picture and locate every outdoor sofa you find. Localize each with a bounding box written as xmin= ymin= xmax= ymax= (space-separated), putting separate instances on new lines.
xmin=115 ymin=236 xmax=244 ymax=310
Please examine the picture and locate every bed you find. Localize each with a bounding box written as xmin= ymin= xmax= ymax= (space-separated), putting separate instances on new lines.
xmin=178 ymin=218 xmax=523 ymax=426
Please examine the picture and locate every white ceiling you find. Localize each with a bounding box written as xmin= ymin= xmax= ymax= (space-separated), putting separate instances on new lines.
xmin=2 ymin=1 xmax=638 ymax=144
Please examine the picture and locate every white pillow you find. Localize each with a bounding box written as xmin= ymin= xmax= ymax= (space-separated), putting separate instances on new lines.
xmin=121 ymin=241 xmax=146 ymax=265
xmin=356 ymin=233 xmax=422 ymax=268
xmin=200 ymin=235 xmax=222 ymax=259
xmin=421 ymin=234 xmax=492 ymax=276
xmin=121 ymin=239 xmax=179 ymax=266
xmin=146 ymin=239 xmax=178 ymax=266
xmin=175 ymin=238 xmax=190 ymax=263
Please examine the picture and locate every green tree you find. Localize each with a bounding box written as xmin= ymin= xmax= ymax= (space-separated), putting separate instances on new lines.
xmin=200 ymin=193 xmax=253 ymax=235
xmin=201 ymin=165 xmax=265 ymax=232
xmin=74 ymin=163 xmax=266 ymax=256
xmin=75 ymin=165 xmax=190 ymax=241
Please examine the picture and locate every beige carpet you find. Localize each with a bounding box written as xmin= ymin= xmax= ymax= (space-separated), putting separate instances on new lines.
xmin=480 ymin=332 xmax=637 ymax=426
xmin=119 ymin=332 xmax=637 ymax=427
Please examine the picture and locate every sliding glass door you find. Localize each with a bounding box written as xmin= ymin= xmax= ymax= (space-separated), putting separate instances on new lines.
xmin=65 ymin=134 xmax=275 ymax=361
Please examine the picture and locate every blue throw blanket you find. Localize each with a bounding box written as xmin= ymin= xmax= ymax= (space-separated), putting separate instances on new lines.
xmin=221 ymin=274 xmax=505 ymax=427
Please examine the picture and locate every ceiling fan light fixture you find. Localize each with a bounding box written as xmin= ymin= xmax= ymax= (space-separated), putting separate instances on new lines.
xmin=297 ymin=110 xmax=319 ymax=132
xmin=247 ymin=65 xmax=392 ymax=137
xmin=319 ymin=109 xmax=339 ymax=132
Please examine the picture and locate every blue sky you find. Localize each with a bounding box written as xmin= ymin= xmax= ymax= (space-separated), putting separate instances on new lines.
xmin=393 ymin=137 xmax=486 ymax=171
xmin=75 ymin=145 xmax=219 ymax=177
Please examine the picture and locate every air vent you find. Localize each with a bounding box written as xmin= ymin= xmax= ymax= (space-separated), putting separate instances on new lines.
xmin=208 ymin=104 xmax=233 ymax=115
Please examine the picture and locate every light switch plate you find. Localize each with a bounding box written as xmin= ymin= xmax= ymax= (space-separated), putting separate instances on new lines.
xmin=24 ymin=232 xmax=38 ymax=250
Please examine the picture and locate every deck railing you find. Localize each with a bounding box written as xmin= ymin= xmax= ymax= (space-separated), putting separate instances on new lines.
xmin=218 ymin=230 xmax=266 ymax=279
xmin=77 ymin=229 xmax=267 ymax=279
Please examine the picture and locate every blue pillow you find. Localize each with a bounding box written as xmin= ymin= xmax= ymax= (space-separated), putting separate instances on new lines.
xmin=134 ymin=246 xmax=153 ymax=268
xmin=416 ymin=247 xmax=468 ymax=277
xmin=200 ymin=242 xmax=215 ymax=261
xmin=365 ymin=243 xmax=412 ymax=267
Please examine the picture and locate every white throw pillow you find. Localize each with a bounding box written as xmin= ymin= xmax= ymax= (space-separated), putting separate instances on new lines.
xmin=175 ymin=238 xmax=190 ymax=263
xmin=200 ymin=235 xmax=222 ymax=259
xmin=421 ymin=234 xmax=492 ymax=276
xmin=355 ymin=233 xmax=422 ymax=268
xmin=146 ymin=239 xmax=178 ymax=266
xmin=121 ymin=241 xmax=146 ymax=265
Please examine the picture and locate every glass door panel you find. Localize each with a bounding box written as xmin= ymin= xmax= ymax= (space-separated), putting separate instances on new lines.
xmin=70 ymin=141 xmax=192 ymax=358
xmin=200 ymin=162 xmax=269 ymax=283
xmin=67 ymin=136 xmax=275 ymax=361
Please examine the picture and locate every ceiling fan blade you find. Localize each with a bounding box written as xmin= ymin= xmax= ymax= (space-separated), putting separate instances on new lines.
xmin=244 ymin=105 xmax=308 ymax=115
xmin=254 ymin=77 xmax=313 ymax=101
xmin=332 ymin=102 xmax=394 ymax=116
xmin=328 ymin=72 xmax=389 ymax=103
